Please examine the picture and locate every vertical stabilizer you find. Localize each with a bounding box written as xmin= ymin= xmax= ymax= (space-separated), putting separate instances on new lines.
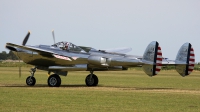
xmin=142 ymin=41 xmax=162 ymax=76
xmin=175 ymin=43 xmax=195 ymax=77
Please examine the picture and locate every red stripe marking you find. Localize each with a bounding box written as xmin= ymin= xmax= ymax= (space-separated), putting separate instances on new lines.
xmin=189 ymin=59 xmax=195 ymax=61
xmin=156 ymin=58 xmax=162 ymax=61
xmin=189 ymin=64 xmax=195 ymax=66
xmin=156 ymin=69 xmax=161 ymax=71
xmin=188 ymin=69 xmax=194 ymax=71
xmin=154 ymin=45 xmax=162 ymax=75
xmin=190 ymin=54 xmax=194 ymax=56
xmin=156 ymin=62 xmax=162 ymax=65
xmin=156 ymin=63 xmax=162 ymax=66
xmin=157 ymin=53 xmax=162 ymax=55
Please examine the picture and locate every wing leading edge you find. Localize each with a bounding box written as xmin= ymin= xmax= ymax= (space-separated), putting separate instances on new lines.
xmin=6 ymin=43 xmax=73 ymax=58
xmin=100 ymin=47 xmax=132 ymax=54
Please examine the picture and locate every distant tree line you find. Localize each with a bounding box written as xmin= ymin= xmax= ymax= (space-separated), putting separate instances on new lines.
xmin=0 ymin=51 xmax=18 ymax=60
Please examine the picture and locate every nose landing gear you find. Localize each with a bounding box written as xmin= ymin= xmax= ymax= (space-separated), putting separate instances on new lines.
xmin=26 ymin=67 xmax=37 ymax=86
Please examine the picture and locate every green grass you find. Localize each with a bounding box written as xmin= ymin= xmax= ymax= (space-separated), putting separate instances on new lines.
xmin=0 ymin=67 xmax=200 ymax=112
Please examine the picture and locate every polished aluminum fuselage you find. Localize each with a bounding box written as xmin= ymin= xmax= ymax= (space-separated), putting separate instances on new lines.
xmin=13 ymin=44 xmax=142 ymax=69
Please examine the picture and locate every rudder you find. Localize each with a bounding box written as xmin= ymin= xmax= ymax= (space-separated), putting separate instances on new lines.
xmin=142 ymin=41 xmax=162 ymax=76
xmin=175 ymin=43 xmax=195 ymax=77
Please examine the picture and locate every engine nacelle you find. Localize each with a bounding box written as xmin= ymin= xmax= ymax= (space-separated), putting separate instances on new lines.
xmin=88 ymin=56 xmax=110 ymax=66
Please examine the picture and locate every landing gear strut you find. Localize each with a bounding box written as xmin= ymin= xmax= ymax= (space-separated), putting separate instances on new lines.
xmin=85 ymin=71 xmax=98 ymax=86
xmin=26 ymin=67 xmax=37 ymax=86
xmin=25 ymin=67 xmax=97 ymax=87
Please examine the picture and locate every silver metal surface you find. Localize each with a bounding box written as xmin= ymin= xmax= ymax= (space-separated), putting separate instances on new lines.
xmin=5 ymin=35 xmax=195 ymax=77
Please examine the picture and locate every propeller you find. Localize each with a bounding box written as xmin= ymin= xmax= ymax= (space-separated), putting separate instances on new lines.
xmin=19 ymin=59 xmax=21 ymax=78
xmin=18 ymin=31 xmax=31 ymax=78
xmin=52 ymin=30 xmax=56 ymax=44
xmin=16 ymin=52 xmax=22 ymax=78
xmin=22 ymin=31 xmax=31 ymax=46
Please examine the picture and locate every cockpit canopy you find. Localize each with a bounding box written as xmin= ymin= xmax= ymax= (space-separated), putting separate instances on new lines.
xmin=52 ymin=41 xmax=86 ymax=53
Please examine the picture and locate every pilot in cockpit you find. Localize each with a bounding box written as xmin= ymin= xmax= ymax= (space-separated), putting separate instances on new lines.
xmin=64 ymin=42 xmax=70 ymax=50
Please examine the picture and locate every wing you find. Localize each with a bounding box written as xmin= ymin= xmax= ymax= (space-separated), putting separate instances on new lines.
xmin=6 ymin=43 xmax=72 ymax=58
xmin=6 ymin=43 xmax=54 ymax=54
xmin=78 ymin=46 xmax=94 ymax=52
xmin=100 ymin=47 xmax=132 ymax=54
xmin=79 ymin=46 xmax=132 ymax=54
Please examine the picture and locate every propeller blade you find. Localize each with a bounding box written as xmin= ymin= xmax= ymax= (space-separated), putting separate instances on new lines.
xmin=18 ymin=59 xmax=21 ymax=78
xmin=22 ymin=31 xmax=31 ymax=46
xmin=16 ymin=52 xmax=22 ymax=78
xmin=52 ymin=30 xmax=56 ymax=44
xmin=19 ymin=66 xmax=21 ymax=78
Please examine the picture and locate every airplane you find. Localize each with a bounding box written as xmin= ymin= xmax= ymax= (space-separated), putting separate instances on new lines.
xmin=5 ymin=31 xmax=195 ymax=87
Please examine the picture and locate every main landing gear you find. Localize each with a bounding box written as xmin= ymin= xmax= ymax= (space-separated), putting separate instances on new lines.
xmin=47 ymin=74 xmax=61 ymax=87
xmin=85 ymin=71 xmax=99 ymax=86
xmin=26 ymin=67 xmax=98 ymax=87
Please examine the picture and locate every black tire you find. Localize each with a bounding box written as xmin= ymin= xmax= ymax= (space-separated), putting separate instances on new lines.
xmin=85 ymin=74 xmax=98 ymax=86
xmin=47 ymin=74 xmax=61 ymax=87
xmin=26 ymin=76 xmax=36 ymax=86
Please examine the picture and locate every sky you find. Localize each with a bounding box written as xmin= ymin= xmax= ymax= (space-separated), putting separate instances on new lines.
xmin=0 ymin=0 xmax=200 ymax=62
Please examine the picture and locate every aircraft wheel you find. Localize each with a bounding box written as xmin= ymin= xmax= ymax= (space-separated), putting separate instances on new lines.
xmin=85 ymin=74 xmax=98 ymax=86
xmin=48 ymin=74 xmax=61 ymax=87
xmin=26 ymin=76 xmax=36 ymax=86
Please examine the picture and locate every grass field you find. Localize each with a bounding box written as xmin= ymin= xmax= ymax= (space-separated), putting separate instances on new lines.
xmin=0 ymin=67 xmax=200 ymax=112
